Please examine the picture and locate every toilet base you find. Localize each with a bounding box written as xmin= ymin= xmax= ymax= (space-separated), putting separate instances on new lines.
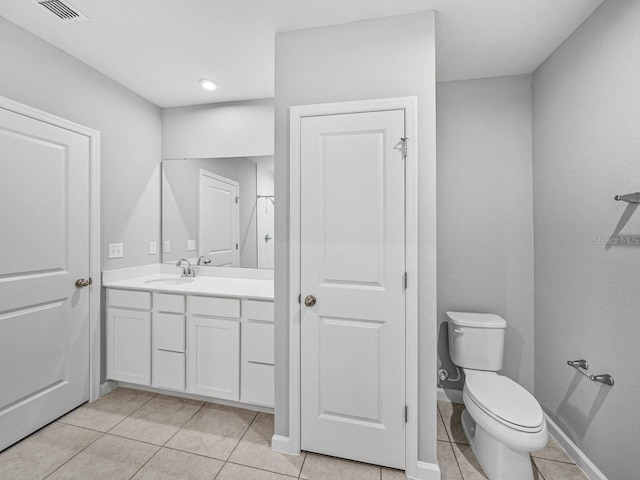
xmin=461 ymin=409 xmax=535 ymax=480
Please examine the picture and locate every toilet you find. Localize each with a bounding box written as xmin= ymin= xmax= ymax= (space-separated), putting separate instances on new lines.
xmin=447 ymin=312 xmax=548 ymax=480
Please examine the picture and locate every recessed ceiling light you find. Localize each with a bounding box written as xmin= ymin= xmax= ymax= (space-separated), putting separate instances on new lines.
xmin=200 ymin=78 xmax=218 ymax=91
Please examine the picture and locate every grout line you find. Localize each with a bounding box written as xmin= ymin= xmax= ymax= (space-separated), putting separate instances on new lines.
xmin=160 ymin=403 xmax=206 ymax=447
xmin=42 ymin=432 xmax=106 ymax=479
xmin=224 ymin=460 xmax=299 ymax=478
xmin=125 ymin=444 xmax=162 ymax=480
xmin=224 ymin=410 xmax=259 ymax=461
xmin=437 ymin=405 xmax=452 ymax=442
xmin=298 ymin=449 xmax=308 ymax=479
xmin=105 ymin=391 xmax=158 ymax=434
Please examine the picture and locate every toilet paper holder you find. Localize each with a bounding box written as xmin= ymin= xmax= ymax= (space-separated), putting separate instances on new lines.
xmin=567 ymin=359 xmax=614 ymax=386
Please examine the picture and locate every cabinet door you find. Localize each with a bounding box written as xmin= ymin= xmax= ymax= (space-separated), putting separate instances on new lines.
xmin=107 ymin=308 xmax=151 ymax=385
xmin=188 ymin=316 xmax=239 ymax=400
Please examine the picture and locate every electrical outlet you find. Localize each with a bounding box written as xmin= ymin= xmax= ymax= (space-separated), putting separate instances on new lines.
xmin=187 ymin=240 xmax=196 ymax=251
xmin=149 ymin=241 xmax=157 ymax=255
xmin=108 ymin=243 xmax=124 ymax=259
xmin=163 ymin=241 xmax=171 ymax=253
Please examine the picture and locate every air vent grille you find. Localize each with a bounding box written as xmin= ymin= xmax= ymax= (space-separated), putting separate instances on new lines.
xmin=35 ymin=0 xmax=89 ymax=23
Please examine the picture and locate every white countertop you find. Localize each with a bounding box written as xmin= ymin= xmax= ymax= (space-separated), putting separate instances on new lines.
xmin=103 ymin=273 xmax=274 ymax=301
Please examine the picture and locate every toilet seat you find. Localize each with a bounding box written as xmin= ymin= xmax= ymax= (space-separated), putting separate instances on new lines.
xmin=464 ymin=370 xmax=544 ymax=433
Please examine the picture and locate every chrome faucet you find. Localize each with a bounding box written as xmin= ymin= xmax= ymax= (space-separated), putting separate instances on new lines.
xmin=176 ymin=258 xmax=194 ymax=277
xmin=196 ymin=256 xmax=211 ymax=266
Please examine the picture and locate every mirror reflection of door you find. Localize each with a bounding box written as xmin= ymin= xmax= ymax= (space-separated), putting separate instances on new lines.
xmin=199 ymin=170 xmax=239 ymax=266
xmin=257 ymin=165 xmax=275 ymax=269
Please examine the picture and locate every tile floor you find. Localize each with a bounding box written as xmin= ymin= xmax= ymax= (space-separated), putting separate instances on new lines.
xmin=0 ymin=388 xmax=590 ymax=480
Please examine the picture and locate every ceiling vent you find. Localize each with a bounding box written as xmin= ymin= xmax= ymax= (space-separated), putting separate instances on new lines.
xmin=33 ymin=0 xmax=89 ymax=23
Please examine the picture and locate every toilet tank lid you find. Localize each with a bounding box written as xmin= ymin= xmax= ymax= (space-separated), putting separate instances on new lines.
xmin=446 ymin=311 xmax=507 ymax=328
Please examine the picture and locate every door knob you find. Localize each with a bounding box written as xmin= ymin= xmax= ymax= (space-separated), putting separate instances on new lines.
xmin=75 ymin=278 xmax=92 ymax=288
xmin=304 ymin=294 xmax=316 ymax=307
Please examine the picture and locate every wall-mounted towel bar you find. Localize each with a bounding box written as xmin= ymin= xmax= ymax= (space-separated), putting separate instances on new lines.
xmin=567 ymin=359 xmax=614 ymax=386
xmin=614 ymin=192 xmax=640 ymax=203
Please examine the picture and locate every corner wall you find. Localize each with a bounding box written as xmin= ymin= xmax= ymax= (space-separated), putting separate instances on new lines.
xmin=532 ymin=1 xmax=640 ymax=478
xmin=437 ymin=75 xmax=535 ymax=393
xmin=0 ymin=16 xmax=162 ymax=270
xmin=274 ymin=12 xmax=438 ymax=464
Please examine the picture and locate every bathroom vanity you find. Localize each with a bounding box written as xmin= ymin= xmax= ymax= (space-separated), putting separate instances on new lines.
xmin=102 ymin=267 xmax=274 ymax=409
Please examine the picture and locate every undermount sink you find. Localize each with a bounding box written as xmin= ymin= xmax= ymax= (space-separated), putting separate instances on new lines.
xmin=144 ymin=276 xmax=196 ymax=286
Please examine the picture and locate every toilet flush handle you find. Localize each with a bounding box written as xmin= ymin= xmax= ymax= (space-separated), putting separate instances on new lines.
xmin=454 ymin=328 xmax=464 ymax=334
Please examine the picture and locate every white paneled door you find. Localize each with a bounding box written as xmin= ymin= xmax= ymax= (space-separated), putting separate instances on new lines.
xmin=0 ymin=107 xmax=90 ymax=451
xmin=199 ymin=171 xmax=239 ymax=266
xmin=300 ymin=110 xmax=406 ymax=469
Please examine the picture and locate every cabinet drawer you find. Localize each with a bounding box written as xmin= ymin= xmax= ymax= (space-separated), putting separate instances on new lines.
xmin=155 ymin=293 xmax=185 ymax=314
xmin=108 ymin=289 xmax=151 ymax=310
xmin=190 ymin=296 xmax=240 ymax=318
xmin=154 ymin=313 xmax=185 ymax=352
xmin=152 ymin=350 xmax=185 ymax=391
xmin=243 ymin=322 xmax=274 ymax=365
xmin=244 ymin=300 xmax=274 ymax=322
xmin=241 ymin=362 xmax=274 ymax=407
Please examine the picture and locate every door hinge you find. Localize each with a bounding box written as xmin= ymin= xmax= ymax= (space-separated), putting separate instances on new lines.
xmin=404 ymin=405 xmax=408 ymax=423
xmin=298 ymin=293 xmax=301 ymax=304
xmin=235 ymin=196 xmax=239 ymax=204
xmin=403 ymin=272 xmax=408 ymax=290
xmin=236 ymin=243 xmax=239 ymax=250
xmin=400 ymin=137 xmax=409 ymax=159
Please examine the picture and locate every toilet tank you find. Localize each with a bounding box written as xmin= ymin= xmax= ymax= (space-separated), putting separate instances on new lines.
xmin=446 ymin=312 xmax=507 ymax=371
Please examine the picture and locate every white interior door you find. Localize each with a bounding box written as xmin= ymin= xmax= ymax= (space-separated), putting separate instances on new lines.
xmin=199 ymin=171 xmax=239 ymax=266
xmin=0 ymin=107 xmax=90 ymax=451
xmin=300 ymin=109 xmax=406 ymax=469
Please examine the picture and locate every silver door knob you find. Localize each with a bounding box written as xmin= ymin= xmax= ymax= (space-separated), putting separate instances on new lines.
xmin=75 ymin=278 xmax=91 ymax=288
xmin=304 ymin=295 xmax=316 ymax=307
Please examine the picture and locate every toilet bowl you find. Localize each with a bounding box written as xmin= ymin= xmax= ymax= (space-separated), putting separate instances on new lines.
xmin=446 ymin=312 xmax=548 ymax=480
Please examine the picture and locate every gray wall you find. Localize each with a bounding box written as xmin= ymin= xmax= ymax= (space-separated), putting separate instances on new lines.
xmin=532 ymin=1 xmax=640 ymax=478
xmin=162 ymin=158 xmax=258 ymax=267
xmin=437 ymin=75 xmax=535 ymax=393
xmin=274 ymin=12 xmax=438 ymax=463
xmin=162 ymin=99 xmax=274 ymax=159
xmin=0 ymin=16 xmax=162 ymax=270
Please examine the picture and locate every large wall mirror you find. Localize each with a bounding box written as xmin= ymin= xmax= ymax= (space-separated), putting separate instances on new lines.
xmin=162 ymin=156 xmax=274 ymax=269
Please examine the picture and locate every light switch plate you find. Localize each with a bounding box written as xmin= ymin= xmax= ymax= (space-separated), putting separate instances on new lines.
xmin=163 ymin=241 xmax=171 ymax=253
xmin=187 ymin=240 xmax=196 ymax=251
xmin=108 ymin=243 xmax=124 ymax=259
xmin=149 ymin=241 xmax=157 ymax=255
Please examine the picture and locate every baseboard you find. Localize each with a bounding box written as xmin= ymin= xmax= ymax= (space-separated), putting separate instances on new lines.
xmin=405 ymin=461 xmax=440 ymax=480
xmin=271 ymin=434 xmax=301 ymax=455
xmin=544 ymin=414 xmax=608 ymax=480
xmin=437 ymin=387 xmax=463 ymax=404
xmin=100 ymin=380 xmax=118 ymax=398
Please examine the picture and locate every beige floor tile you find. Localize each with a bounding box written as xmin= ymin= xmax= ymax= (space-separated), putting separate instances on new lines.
xmin=46 ymin=434 xmax=158 ymax=480
xmin=300 ymin=453 xmax=381 ymax=480
xmin=132 ymin=447 xmax=224 ymax=480
xmin=533 ymin=458 xmax=589 ymax=480
xmin=439 ymin=402 xmax=469 ymax=444
xmin=217 ymin=462 xmax=297 ymax=479
xmin=437 ymin=410 xmax=450 ymax=441
xmin=532 ymin=434 xmax=574 ymax=464
xmin=451 ymin=443 xmax=488 ymax=480
xmin=438 ymin=441 xmax=463 ymax=480
xmin=58 ymin=388 xmax=156 ymax=432
xmin=229 ymin=413 xmax=306 ymax=476
xmin=109 ymin=394 xmax=204 ymax=445
xmin=165 ymin=403 xmax=257 ymax=460
xmin=0 ymin=422 xmax=101 ymax=480
xmin=381 ymin=467 xmax=406 ymax=479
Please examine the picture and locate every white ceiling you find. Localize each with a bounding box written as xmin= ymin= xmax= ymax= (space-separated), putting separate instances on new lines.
xmin=0 ymin=0 xmax=603 ymax=108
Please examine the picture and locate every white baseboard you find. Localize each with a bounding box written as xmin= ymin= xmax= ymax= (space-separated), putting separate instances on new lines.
xmin=406 ymin=461 xmax=440 ymax=480
xmin=437 ymin=387 xmax=463 ymax=404
xmin=271 ymin=434 xmax=300 ymax=455
xmin=100 ymin=380 xmax=118 ymax=398
xmin=543 ymin=414 xmax=608 ymax=480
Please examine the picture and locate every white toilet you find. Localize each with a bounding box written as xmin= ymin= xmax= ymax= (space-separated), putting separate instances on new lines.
xmin=447 ymin=312 xmax=548 ymax=480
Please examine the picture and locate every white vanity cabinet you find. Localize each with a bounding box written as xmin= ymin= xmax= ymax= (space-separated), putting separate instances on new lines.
xmin=105 ymin=286 xmax=274 ymax=409
xmin=188 ymin=296 xmax=241 ymax=400
xmin=106 ymin=290 xmax=152 ymax=385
